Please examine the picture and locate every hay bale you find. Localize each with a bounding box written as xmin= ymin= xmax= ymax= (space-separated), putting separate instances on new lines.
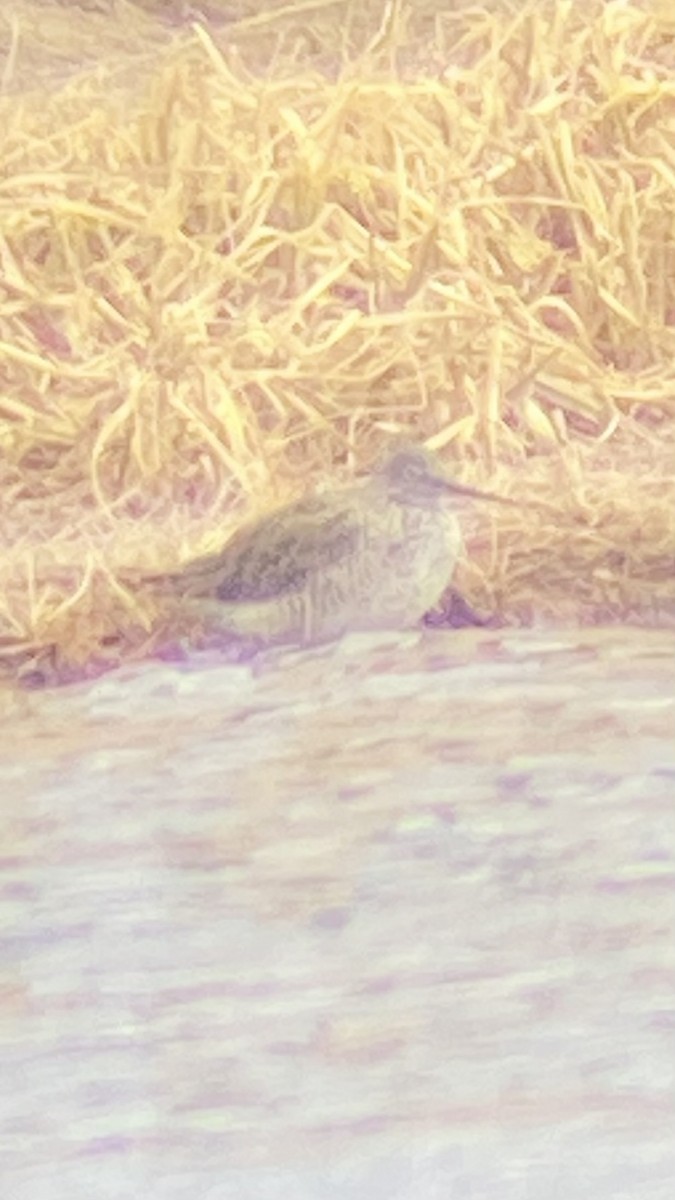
xmin=0 ymin=0 xmax=674 ymax=682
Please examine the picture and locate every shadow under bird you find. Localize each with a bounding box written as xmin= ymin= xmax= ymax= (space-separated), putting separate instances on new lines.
xmin=136 ymin=444 xmax=518 ymax=646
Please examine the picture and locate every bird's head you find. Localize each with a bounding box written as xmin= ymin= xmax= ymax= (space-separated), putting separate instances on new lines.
xmin=375 ymin=443 xmax=518 ymax=508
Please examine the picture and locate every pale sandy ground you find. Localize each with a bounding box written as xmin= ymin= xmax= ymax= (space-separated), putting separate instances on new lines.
xmin=1 ymin=625 xmax=674 ymax=1198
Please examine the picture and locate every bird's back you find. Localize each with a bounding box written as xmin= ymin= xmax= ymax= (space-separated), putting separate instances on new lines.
xmin=214 ymin=496 xmax=365 ymax=602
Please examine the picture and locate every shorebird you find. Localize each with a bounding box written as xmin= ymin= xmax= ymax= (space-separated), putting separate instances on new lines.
xmin=136 ymin=444 xmax=517 ymax=646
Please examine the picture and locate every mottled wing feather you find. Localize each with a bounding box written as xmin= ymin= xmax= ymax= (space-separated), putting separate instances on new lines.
xmin=151 ymin=496 xmax=364 ymax=604
xmin=216 ymin=499 xmax=363 ymax=602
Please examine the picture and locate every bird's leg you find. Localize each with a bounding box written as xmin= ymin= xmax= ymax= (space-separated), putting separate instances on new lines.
xmin=423 ymin=588 xmax=497 ymax=628
xmin=302 ymin=589 xmax=314 ymax=644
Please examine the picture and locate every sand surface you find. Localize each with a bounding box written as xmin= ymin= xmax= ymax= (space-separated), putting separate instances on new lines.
xmin=2 ymin=625 xmax=674 ymax=1198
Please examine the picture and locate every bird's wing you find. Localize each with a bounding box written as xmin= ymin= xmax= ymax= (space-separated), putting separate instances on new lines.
xmin=216 ymin=497 xmax=364 ymax=602
xmin=144 ymin=495 xmax=364 ymax=604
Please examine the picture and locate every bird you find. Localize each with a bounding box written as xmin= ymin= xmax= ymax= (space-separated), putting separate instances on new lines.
xmin=133 ymin=443 xmax=518 ymax=647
